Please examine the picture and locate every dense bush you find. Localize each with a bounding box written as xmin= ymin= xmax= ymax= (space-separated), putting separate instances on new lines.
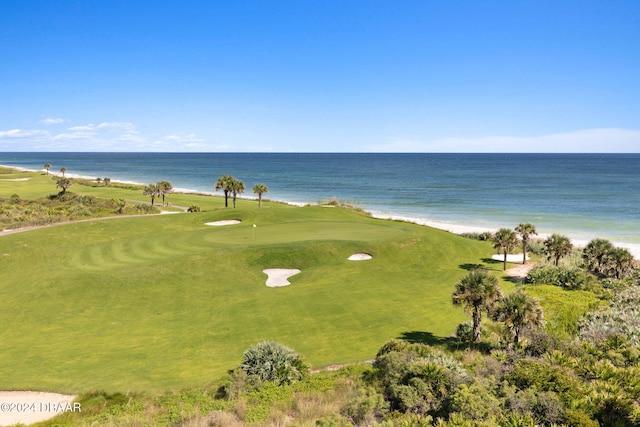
xmin=579 ymin=285 xmax=640 ymax=346
xmin=239 ymin=341 xmax=309 ymax=386
xmin=455 ymin=322 xmax=473 ymax=344
xmin=525 ymin=264 xmax=595 ymax=290
xmin=374 ymin=340 xmax=468 ymax=417
xmin=458 ymin=231 xmax=493 ymax=241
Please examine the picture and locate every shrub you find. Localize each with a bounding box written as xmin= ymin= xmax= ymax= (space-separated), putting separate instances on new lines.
xmin=525 ymin=265 xmax=594 ymax=289
xmin=374 ymin=340 xmax=468 ymax=417
xmin=579 ymin=285 xmax=640 ymax=346
xmin=458 ymin=232 xmax=493 ymax=241
xmin=505 ymin=358 xmax=581 ymax=403
xmin=504 ymin=388 xmax=566 ymax=426
xmin=456 ymin=322 xmax=474 ymax=344
xmin=340 ymin=387 xmax=389 ymax=426
xmin=134 ymin=203 xmax=157 ymax=213
xmin=449 ymin=382 xmax=501 ymax=422
xmin=187 ymin=204 xmax=201 ymax=212
xmin=239 ymin=341 xmax=309 ymax=386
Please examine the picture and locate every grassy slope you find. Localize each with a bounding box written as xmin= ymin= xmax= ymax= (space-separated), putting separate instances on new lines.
xmin=0 ymin=171 xmax=503 ymax=393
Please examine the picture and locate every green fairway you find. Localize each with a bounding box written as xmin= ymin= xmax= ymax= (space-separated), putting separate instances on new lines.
xmin=0 ymin=179 xmax=500 ymax=393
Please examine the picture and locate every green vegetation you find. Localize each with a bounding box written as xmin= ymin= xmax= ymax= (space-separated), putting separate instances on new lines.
xmin=451 ymin=269 xmax=503 ymax=342
xmin=215 ymin=174 xmax=236 ymax=208
xmin=492 ymin=228 xmax=519 ymax=270
xmin=544 ymin=233 xmax=573 ymax=266
xmin=252 ymin=183 xmax=269 ymax=207
xmin=2 ymin=167 xmax=640 ymax=426
xmin=0 ymin=168 xmax=495 ymax=393
xmin=237 ymin=341 xmax=309 ymax=386
xmin=515 ymin=222 xmax=537 ymax=265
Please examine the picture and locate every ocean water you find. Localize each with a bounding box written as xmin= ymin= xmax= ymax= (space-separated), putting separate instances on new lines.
xmin=1 ymin=152 xmax=639 ymax=247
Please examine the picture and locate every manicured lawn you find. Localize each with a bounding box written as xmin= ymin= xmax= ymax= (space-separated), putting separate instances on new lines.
xmin=0 ymin=179 xmax=499 ymax=393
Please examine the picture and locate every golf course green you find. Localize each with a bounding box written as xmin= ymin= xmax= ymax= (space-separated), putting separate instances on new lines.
xmin=0 ymin=171 xmax=499 ymax=393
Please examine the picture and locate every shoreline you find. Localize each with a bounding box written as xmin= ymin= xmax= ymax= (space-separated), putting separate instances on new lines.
xmin=370 ymin=212 xmax=640 ymax=259
xmin=3 ymin=163 xmax=639 ymax=259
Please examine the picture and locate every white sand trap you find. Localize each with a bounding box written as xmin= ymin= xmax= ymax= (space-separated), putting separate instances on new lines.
xmin=492 ymin=254 xmax=530 ymax=263
xmin=263 ymin=269 xmax=301 ymax=287
xmin=0 ymin=178 xmax=31 ymax=181
xmin=205 ymin=220 xmax=241 ymax=226
xmin=0 ymin=391 xmax=78 ymax=426
xmin=348 ymin=252 xmax=373 ymax=261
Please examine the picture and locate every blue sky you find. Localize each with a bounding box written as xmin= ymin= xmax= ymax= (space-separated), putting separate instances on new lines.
xmin=1 ymin=0 xmax=639 ymax=152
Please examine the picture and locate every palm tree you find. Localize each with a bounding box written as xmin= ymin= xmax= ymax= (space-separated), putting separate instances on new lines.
xmin=492 ymin=228 xmax=519 ymax=270
xmin=143 ymin=183 xmax=160 ymax=206
xmin=103 ymin=177 xmax=111 ymax=186
xmin=157 ymin=180 xmax=173 ymax=206
xmin=215 ymin=175 xmax=235 ymax=208
xmin=515 ymin=223 xmax=537 ymax=265
xmin=604 ymin=247 xmax=635 ymax=279
xmin=56 ymin=177 xmax=72 ymax=194
xmin=543 ymin=234 xmax=573 ymax=266
xmin=583 ymin=238 xmax=614 ymax=275
xmin=116 ymin=199 xmax=126 ymax=214
xmin=493 ymin=290 xmax=544 ymax=346
xmin=452 ymin=269 xmax=504 ymax=343
xmin=60 ymin=167 xmax=67 ymax=177
xmin=252 ymin=183 xmax=269 ymax=207
xmin=230 ymin=178 xmax=245 ymax=208
xmin=44 ymin=163 xmax=51 ymax=175
xmin=96 ymin=177 xmax=102 ymax=186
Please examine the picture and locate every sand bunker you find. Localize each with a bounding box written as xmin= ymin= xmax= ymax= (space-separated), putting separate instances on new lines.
xmin=263 ymin=269 xmax=301 ymax=287
xmin=348 ymin=253 xmax=373 ymax=261
xmin=491 ymin=254 xmax=530 ymax=263
xmin=0 ymin=391 xmax=77 ymax=426
xmin=205 ymin=220 xmax=241 ymax=226
xmin=0 ymin=178 xmax=31 ymax=182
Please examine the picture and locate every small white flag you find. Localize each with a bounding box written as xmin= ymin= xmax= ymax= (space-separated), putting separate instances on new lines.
xmin=253 ymin=224 xmax=257 ymax=228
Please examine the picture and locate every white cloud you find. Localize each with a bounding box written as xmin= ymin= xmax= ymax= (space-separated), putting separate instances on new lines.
xmin=39 ymin=117 xmax=65 ymax=125
xmin=0 ymin=129 xmax=50 ymax=138
xmin=68 ymin=124 xmax=96 ymax=131
xmin=369 ymin=128 xmax=640 ymax=153
xmin=97 ymin=122 xmax=135 ymax=131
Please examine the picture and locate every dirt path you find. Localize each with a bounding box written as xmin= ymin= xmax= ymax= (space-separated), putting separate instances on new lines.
xmin=505 ymin=262 xmax=535 ymax=282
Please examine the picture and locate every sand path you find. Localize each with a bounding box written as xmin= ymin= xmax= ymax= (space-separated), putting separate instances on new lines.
xmin=505 ymin=262 xmax=536 ymax=282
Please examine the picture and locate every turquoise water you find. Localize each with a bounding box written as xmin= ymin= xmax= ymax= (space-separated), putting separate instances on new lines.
xmin=1 ymin=152 xmax=639 ymax=245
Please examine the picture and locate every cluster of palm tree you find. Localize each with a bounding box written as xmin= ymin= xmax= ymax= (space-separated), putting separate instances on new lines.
xmin=95 ymin=177 xmax=111 ymax=186
xmin=543 ymin=233 xmax=573 ymax=266
xmin=43 ymin=163 xmax=65 ymax=177
xmin=583 ymin=238 xmax=635 ymax=279
xmin=215 ymin=175 xmax=269 ymax=208
xmin=492 ymin=223 xmax=578 ymax=270
xmin=142 ymin=180 xmax=173 ymax=206
xmin=452 ymin=269 xmax=544 ymax=346
xmin=492 ymin=223 xmax=538 ymax=270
